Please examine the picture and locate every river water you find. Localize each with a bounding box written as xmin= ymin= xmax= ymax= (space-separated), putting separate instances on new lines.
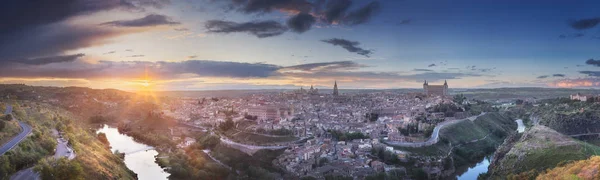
xmin=96 ymin=125 xmax=170 ymax=180
xmin=456 ymin=157 xmax=491 ymax=180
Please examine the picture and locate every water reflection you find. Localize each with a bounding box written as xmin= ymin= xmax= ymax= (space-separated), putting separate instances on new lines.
xmin=96 ymin=125 xmax=169 ymax=180
xmin=456 ymin=157 xmax=491 ymax=180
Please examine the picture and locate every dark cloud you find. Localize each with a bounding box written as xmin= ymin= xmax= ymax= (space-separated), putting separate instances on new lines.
xmin=125 ymin=49 xmax=134 ymax=52
xmin=580 ymin=71 xmax=600 ymax=77
xmin=321 ymin=38 xmax=373 ymax=57
xmin=283 ymin=61 xmax=366 ymax=71
xmin=413 ymin=69 xmax=433 ymax=72
xmin=0 ymin=60 xmax=281 ymax=79
xmin=128 ymin=55 xmax=145 ymax=57
xmin=101 ymin=14 xmax=180 ymax=27
xmin=428 ymin=64 xmax=436 ymax=67
xmin=103 ymin=51 xmax=116 ymax=54
xmin=205 ymin=20 xmax=288 ymax=38
xmin=558 ymin=33 xmax=584 ymax=38
xmin=342 ymin=1 xmax=381 ymax=25
xmin=287 ymin=13 xmax=316 ymax=33
xmin=227 ymin=0 xmax=313 ymax=14
xmin=0 ymin=23 xmax=130 ymax=63
xmin=14 ymin=54 xmax=84 ymax=65
xmin=553 ymin=74 xmax=566 ymax=77
xmin=537 ymin=75 xmax=549 ymax=79
xmin=188 ymin=55 xmax=198 ymax=59
xmin=585 ymin=59 xmax=600 ymax=67
xmin=569 ymin=17 xmax=600 ymax=30
xmin=0 ymin=0 xmax=171 ymax=64
xmin=323 ymin=0 xmax=352 ymax=23
xmin=0 ymin=0 xmax=171 ymax=34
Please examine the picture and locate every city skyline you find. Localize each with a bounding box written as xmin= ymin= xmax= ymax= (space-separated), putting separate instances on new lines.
xmin=1 ymin=0 xmax=600 ymax=91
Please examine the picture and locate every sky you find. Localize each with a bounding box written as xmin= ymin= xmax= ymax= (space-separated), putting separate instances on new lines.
xmin=1 ymin=0 xmax=600 ymax=91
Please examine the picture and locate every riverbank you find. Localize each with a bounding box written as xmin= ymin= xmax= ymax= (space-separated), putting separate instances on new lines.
xmin=388 ymin=112 xmax=517 ymax=179
xmin=97 ymin=125 xmax=170 ymax=180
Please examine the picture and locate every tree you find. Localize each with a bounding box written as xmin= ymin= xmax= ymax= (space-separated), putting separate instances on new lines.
xmin=365 ymin=113 xmax=379 ymax=122
xmin=515 ymin=99 xmax=524 ymax=105
xmin=318 ymin=157 xmax=329 ymax=166
xmin=35 ymin=157 xmax=84 ymax=180
xmin=0 ymin=120 xmax=5 ymax=131
xmin=219 ymin=117 xmax=235 ymax=132
xmin=453 ymin=94 xmax=466 ymax=105
xmin=4 ymin=114 xmax=12 ymax=121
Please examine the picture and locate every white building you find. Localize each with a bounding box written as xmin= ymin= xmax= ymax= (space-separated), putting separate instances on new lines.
xmin=570 ymin=93 xmax=589 ymax=101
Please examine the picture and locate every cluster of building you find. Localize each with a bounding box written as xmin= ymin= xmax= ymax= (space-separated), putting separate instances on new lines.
xmin=275 ymin=138 xmax=408 ymax=178
xmin=156 ymin=80 xmax=466 ymax=177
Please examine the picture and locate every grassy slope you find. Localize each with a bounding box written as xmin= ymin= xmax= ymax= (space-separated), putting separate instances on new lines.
xmin=0 ymin=120 xmax=21 ymax=146
xmin=224 ymin=129 xmax=299 ymax=145
xmin=537 ymin=156 xmax=600 ymax=180
xmin=4 ymin=101 xmax=136 ymax=180
xmin=392 ymin=112 xmax=516 ymax=156
xmin=0 ymin=103 xmax=21 ymax=146
xmin=491 ymin=125 xmax=600 ymax=178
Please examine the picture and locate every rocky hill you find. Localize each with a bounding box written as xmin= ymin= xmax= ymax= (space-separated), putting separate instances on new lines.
xmin=488 ymin=125 xmax=600 ymax=179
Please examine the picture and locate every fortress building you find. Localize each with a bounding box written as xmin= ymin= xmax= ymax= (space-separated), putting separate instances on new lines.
xmin=423 ymin=80 xmax=448 ymax=96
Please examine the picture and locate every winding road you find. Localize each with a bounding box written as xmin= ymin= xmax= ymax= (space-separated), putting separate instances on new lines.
xmin=1 ymin=105 xmax=33 ymax=155
xmin=385 ymin=112 xmax=487 ymax=147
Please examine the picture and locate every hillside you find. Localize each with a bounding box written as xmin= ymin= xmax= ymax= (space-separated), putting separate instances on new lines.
xmin=488 ymin=125 xmax=600 ymax=179
xmin=536 ymin=156 xmax=600 ymax=180
xmin=0 ymin=119 xmax=20 ymax=146
xmin=390 ymin=112 xmax=517 ymax=178
xmin=0 ymin=101 xmax=136 ymax=180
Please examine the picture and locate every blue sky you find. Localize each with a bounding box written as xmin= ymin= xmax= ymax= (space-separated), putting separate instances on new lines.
xmin=0 ymin=0 xmax=599 ymax=90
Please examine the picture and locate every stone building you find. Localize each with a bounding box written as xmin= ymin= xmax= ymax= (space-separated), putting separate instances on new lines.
xmin=423 ymin=80 xmax=448 ymax=96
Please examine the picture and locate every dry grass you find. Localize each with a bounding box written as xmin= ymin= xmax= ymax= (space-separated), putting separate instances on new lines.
xmin=537 ymin=156 xmax=600 ymax=180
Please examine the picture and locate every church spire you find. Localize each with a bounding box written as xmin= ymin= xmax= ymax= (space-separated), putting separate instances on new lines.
xmin=333 ymin=81 xmax=339 ymax=96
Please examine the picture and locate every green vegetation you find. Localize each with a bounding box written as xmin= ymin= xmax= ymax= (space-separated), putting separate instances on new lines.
xmin=35 ymin=157 xmax=84 ymax=180
xmin=389 ymin=112 xmax=516 ymax=179
xmin=430 ymin=102 xmax=463 ymax=117
xmin=371 ymin=146 xmax=400 ymax=164
xmin=453 ymin=94 xmax=466 ymax=104
xmin=218 ymin=117 xmax=235 ymax=132
xmin=156 ymin=145 xmax=229 ymax=180
xmin=210 ymin=143 xmax=285 ymax=179
xmin=0 ymin=119 xmax=20 ymax=145
xmin=537 ymin=156 xmax=600 ymax=180
xmin=196 ymin=134 xmax=220 ymax=149
xmin=324 ymin=175 xmax=353 ymax=180
xmin=489 ymin=126 xmax=600 ymax=179
xmin=533 ymin=98 xmax=600 ymax=135
xmin=255 ymin=128 xmax=293 ymax=136
xmin=223 ymin=129 xmax=298 ymax=145
xmin=328 ymin=129 xmax=368 ymax=141
xmin=365 ymin=112 xmax=379 ymax=122
xmin=0 ymin=101 xmax=136 ymax=180
xmin=365 ymin=169 xmax=406 ymax=180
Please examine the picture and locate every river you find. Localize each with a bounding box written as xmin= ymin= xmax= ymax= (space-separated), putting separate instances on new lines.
xmin=96 ymin=125 xmax=170 ymax=180
xmin=456 ymin=157 xmax=491 ymax=180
